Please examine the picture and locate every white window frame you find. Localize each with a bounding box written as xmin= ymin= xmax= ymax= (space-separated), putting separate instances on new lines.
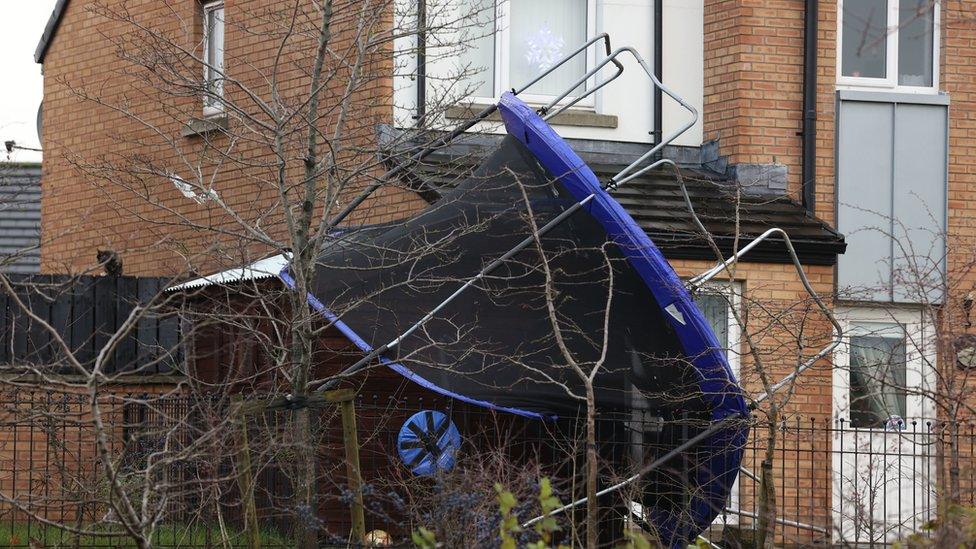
xmin=836 ymin=0 xmax=940 ymax=94
xmin=832 ymin=306 xmax=935 ymax=428
xmin=695 ymin=281 xmax=742 ymax=526
xmin=694 ymin=281 xmax=742 ymax=380
xmin=465 ymin=0 xmax=599 ymax=108
xmin=202 ymin=1 xmax=225 ymax=118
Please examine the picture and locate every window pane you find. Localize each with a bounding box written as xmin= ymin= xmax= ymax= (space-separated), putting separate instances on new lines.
xmin=205 ymin=4 xmax=225 ymax=108
xmin=457 ymin=0 xmax=495 ymax=98
xmin=509 ymin=0 xmax=587 ymax=97
xmin=694 ymin=294 xmax=729 ymax=350
xmin=898 ymin=0 xmax=935 ymax=87
xmin=849 ymin=323 xmax=907 ymax=428
xmin=842 ymin=0 xmax=888 ymax=79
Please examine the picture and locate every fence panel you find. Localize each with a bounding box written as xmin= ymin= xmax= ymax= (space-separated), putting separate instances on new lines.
xmin=0 ymin=275 xmax=181 ymax=374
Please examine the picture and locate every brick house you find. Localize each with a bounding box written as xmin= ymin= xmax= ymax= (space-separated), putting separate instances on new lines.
xmin=31 ymin=0 xmax=971 ymax=545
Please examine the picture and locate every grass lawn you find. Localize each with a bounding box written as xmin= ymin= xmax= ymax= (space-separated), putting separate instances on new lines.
xmin=0 ymin=522 xmax=293 ymax=548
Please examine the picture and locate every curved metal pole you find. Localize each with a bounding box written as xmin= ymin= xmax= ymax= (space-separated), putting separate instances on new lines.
xmin=520 ymin=161 xmax=846 ymax=528
xmin=325 ymin=34 xmax=618 ymax=231
xmin=683 ymin=228 xmax=843 ymax=403
xmin=517 ymin=34 xmax=617 ymax=98
xmin=607 ymin=47 xmax=699 ymax=186
xmin=541 ymin=50 xmax=626 ymax=119
xmin=664 ymin=155 xmax=843 ymax=403
xmin=542 ymin=46 xmax=699 ymax=177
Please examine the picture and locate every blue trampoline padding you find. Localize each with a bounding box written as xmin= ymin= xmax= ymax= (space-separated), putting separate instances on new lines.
xmin=397 ymin=410 xmax=462 ymax=476
xmin=498 ymin=91 xmax=749 ymax=546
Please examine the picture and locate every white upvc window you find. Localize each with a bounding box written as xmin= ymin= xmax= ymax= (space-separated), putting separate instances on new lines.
xmin=203 ymin=1 xmax=225 ymax=117
xmin=832 ymin=306 xmax=935 ymax=428
xmin=454 ymin=0 xmax=597 ymax=106
xmin=837 ymin=0 xmax=940 ymax=93
xmin=694 ymin=286 xmax=742 ymax=380
xmin=694 ymin=282 xmax=742 ymax=525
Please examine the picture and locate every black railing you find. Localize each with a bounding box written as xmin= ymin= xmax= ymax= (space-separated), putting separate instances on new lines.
xmin=0 ymin=390 xmax=971 ymax=547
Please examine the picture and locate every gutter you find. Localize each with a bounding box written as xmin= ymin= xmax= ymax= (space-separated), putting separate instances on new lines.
xmin=35 ymin=0 xmax=70 ymax=64
xmin=414 ymin=0 xmax=427 ymax=127
xmin=801 ymin=0 xmax=818 ymax=215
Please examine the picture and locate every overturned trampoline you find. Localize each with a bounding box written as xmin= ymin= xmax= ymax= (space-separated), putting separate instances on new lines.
xmin=270 ymin=36 xmax=841 ymax=547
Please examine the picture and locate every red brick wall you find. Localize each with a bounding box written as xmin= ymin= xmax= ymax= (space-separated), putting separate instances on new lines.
xmin=943 ymin=2 xmax=976 ymax=291
xmin=702 ymin=0 xmax=976 ymax=538
xmin=39 ymin=0 xmax=426 ymax=276
xmin=702 ymin=0 xmax=837 ymax=226
xmin=703 ymin=1 xmax=806 ymax=197
xmin=670 ymin=258 xmax=836 ymax=540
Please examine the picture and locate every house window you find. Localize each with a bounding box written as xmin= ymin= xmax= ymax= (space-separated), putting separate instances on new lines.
xmin=833 ymin=307 xmax=935 ymax=432
xmin=696 ymin=293 xmax=730 ymax=351
xmin=455 ymin=0 xmax=595 ymax=104
xmin=838 ymin=0 xmax=939 ymax=91
xmin=203 ymin=1 xmax=225 ymax=116
xmin=848 ymin=322 xmax=907 ymax=428
xmin=694 ymin=286 xmax=741 ymax=524
xmin=693 ymin=283 xmax=741 ymax=371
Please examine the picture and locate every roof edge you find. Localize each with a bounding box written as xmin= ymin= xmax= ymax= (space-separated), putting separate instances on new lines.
xmin=35 ymin=0 xmax=70 ymax=64
xmin=0 ymin=162 xmax=42 ymax=170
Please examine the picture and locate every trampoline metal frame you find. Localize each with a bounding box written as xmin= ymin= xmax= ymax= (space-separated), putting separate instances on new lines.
xmin=325 ymin=34 xmax=624 ymax=233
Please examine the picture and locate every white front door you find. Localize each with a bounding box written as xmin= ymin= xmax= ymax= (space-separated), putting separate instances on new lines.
xmin=832 ymin=307 xmax=936 ymax=544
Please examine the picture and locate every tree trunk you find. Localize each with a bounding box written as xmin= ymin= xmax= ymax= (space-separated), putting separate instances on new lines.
xmin=294 ymin=406 xmax=318 ymax=549
xmin=755 ymin=418 xmax=778 ymax=549
xmin=289 ymin=256 xmax=318 ymax=549
xmin=586 ymin=385 xmax=598 ymax=549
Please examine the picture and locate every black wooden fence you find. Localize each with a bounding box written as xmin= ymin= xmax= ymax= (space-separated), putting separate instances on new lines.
xmin=0 ymin=274 xmax=181 ymax=373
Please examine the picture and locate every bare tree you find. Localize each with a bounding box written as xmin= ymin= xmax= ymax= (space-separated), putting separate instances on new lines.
xmin=1 ymin=0 xmax=500 ymax=546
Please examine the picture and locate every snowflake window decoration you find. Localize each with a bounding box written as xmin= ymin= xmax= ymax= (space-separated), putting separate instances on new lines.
xmin=524 ymin=24 xmax=565 ymax=72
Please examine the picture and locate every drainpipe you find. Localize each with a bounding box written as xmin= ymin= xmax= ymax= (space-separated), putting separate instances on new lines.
xmin=653 ymin=0 xmax=663 ymax=143
xmin=801 ymin=0 xmax=817 ymax=215
xmin=414 ymin=0 xmax=427 ymax=127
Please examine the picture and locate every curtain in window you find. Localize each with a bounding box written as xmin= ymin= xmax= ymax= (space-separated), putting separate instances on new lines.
xmin=457 ymin=0 xmax=496 ymax=98
xmin=849 ymin=324 xmax=907 ymax=428
xmin=509 ymin=0 xmax=587 ymax=97
xmin=898 ymin=0 xmax=934 ymax=86
xmin=695 ymin=293 xmax=729 ymax=350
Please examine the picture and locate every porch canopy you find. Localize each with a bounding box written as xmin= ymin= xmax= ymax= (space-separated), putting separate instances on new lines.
xmin=285 ymin=93 xmax=748 ymax=544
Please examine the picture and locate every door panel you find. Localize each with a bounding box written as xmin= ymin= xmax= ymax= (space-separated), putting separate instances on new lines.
xmin=832 ymin=308 xmax=936 ymax=544
xmin=836 ymin=94 xmax=948 ymax=303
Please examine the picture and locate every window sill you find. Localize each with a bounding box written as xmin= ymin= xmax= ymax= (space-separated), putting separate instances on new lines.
xmin=836 ymin=89 xmax=950 ymax=106
xmin=181 ymin=114 xmax=229 ymax=138
xmin=445 ymin=103 xmax=618 ymax=129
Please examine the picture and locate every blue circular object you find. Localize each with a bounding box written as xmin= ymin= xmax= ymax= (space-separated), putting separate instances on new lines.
xmin=397 ymin=411 xmax=461 ymax=476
